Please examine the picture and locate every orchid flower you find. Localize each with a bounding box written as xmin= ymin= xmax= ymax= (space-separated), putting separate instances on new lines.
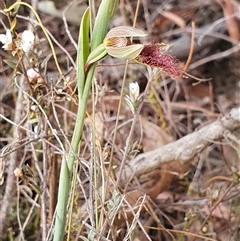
xmin=87 ymin=26 xmax=184 ymax=78
xmin=86 ymin=26 xmax=147 ymax=65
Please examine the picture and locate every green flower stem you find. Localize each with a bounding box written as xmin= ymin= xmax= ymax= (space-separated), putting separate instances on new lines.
xmin=53 ymin=1 xmax=117 ymax=240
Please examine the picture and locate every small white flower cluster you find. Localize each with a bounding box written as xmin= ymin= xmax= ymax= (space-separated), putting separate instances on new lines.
xmin=26 ymin=68 xmax=44 ymax=84
xmin=0 ymin=29 xmax=34 ymax=53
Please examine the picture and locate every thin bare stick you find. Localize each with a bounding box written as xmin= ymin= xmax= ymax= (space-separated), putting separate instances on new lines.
xmin=184 ymin=21 xmax=195 ymax=71
xmin=0 ymin=76 xmax=24 ymax=236
xmin=189 ymin=44 xmax=240 ymax=70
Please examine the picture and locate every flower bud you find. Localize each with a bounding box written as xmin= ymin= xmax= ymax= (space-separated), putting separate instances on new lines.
xmin=125 ymin=82 xmax=141 ymax=114
xmin=129 ymin=82 xmax=140 ymax=102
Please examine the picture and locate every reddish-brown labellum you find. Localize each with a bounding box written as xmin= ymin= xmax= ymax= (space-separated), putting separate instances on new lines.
xmin=135 ymin=43 xmax=183 ymax=78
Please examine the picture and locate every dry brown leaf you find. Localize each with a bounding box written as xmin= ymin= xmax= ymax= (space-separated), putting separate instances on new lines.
xmin=221 ymin=131 xmax=240 ymax=168
xmin=187 ymin=83 xmax=211 ymax=99
xmin=115 ymin=161 xmax=190 ymax=225
xmin=157 ymin=8 xmax=186 ymax=31
xmin=215 ymin=0 xmax=240 ymax=41
xmin=155 ymin=190 xmax=174 ymax=201
xmin=140 ymin=116 xmax=174 ymax=152
xmin=201 ymin=203 xmax=230 ymax=220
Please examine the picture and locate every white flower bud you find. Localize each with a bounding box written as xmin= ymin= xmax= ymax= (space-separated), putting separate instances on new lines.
xmin=129 ymin=82 xmax=140 ymax=101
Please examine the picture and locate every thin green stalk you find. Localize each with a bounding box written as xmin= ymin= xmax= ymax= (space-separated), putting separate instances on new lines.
xmin=66 ymin=160 xmax=79 ymax=241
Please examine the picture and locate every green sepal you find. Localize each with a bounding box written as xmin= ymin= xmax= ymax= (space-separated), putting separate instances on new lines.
xmin=106 ymin=44 xmax=144 ymax=59
xmin=86 ymin=43 xmax=107 ymax=65
xmin=105 ymin=26 xmax=147 ymax=39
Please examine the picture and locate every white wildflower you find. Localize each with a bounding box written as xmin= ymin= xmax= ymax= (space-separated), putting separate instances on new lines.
xmin=21 ymin=30 xmax=35 ymax=52
xmin=0 ymin=29 xmax=13 ymax=50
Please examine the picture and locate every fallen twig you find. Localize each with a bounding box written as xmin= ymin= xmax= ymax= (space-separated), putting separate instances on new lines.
xmin=117 ymin=107 xmax=240 ymax=185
